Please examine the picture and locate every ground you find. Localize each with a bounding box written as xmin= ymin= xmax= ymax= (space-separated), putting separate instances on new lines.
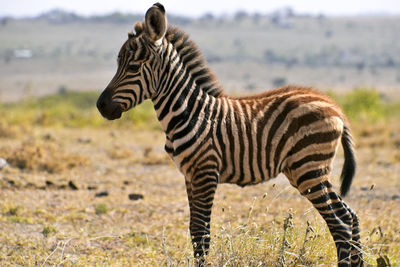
xmin=0 ymin=119 xmax=399 ymax=266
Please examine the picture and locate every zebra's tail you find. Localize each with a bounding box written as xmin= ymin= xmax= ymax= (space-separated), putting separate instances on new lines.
xmin=340 ymin=125 xmax=356 ymax=197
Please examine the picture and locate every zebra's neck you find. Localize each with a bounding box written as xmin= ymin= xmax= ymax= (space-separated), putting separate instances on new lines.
xmin=151 ymin=27 xmax=225 ymax=138
xmin=152 ymin=69 xmax=210 ymax=139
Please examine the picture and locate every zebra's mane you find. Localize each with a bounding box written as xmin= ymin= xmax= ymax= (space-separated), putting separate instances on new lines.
xmin=164 ymin=26 xmax=224 ymax=97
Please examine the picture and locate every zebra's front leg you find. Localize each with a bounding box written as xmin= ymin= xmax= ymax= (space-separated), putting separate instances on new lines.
xmin=186 ymin=171 xmax=218 ymax=265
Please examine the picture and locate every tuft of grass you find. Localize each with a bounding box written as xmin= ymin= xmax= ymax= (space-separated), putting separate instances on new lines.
xmin=0 ymin=139 xmax=88 ymax=173
xmin=5 ymin=205 xmax=19 ymax=216
xmin=0 ymin=122 xmax=25 ymax=139
xmin=204 ymin=215 xmax=337 ymax=266
xmin=42 ymin=225 xmax=58 ymax=238
xmin=95 ymin=204 xmax=108 ymax=215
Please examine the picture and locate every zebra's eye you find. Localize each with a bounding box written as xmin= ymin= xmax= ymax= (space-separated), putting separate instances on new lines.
xmin=128 ymin=63 xmax=141 ymax=73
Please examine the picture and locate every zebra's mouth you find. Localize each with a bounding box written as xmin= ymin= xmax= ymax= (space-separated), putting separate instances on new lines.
xmin=97 ymin=93 xmax=123 ymax=120
xmin=98 ymin=104 xmax=122 ymax=120
xmin=107 ymin=105 xmax=123 ymax=120
xmin=98 ymin=101 xmax=122 ymax=120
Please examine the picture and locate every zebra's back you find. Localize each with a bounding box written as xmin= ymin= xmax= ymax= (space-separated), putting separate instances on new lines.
xmin=210 ymin=86 xmax=346 ymax=188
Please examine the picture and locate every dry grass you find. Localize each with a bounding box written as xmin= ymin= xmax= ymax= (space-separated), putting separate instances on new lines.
xmin=0 ymin=120 xmax=399 ymax=266
xmin=0 ymin=139 xmax=88 ymax=174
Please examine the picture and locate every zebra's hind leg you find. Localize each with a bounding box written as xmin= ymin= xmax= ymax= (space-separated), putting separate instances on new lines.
xmin=342 ymin=202 xmax=364 ymax=266
xmin=299 ymin=180 xmax=354 ymax=266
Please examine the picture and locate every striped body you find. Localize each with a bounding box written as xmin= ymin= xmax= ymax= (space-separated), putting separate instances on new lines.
xmin=97 ymin=3 xmax=363 ymax=266
xmin=161 ymin=87 xmax=345 ymax=190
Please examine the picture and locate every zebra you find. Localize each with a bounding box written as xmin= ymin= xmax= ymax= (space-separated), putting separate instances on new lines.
xmin=96 ymin=3 xmax=363 ymax=266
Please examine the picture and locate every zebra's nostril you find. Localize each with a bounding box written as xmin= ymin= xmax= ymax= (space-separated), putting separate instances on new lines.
xmin=98 ymin=100 xmax=106 ymax=110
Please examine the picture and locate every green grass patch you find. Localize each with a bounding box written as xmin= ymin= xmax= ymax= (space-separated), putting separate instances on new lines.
xmin=95 ymin=203 xmax=108 ymax=215
xmin=0 ymin=90 xmax=160 ymax=129
xmin=42 ymin=225 xmax=58 ymax=238
xmin=328 ymin=88 xmax=400 ymax=122
xmin=1 ymin=88 xmax=399 ymax=131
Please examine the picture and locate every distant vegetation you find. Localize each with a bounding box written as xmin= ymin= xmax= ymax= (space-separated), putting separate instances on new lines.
xmin=329 ymin=88 xmax=400 ymax=122
xmin=0 ymin=90 xmax=159 ymax=129
xmin=12 ymin=8 xmax=397 ymax=70
xmin=0 ymin=8 xmax=399 ymax=100
xmin=1 ymin=9 xmax=191 ymax=26
xmin=0 ymin=89 xmax=399 ymax=133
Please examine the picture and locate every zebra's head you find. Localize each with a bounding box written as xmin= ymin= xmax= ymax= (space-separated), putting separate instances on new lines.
xmin=97 ymin=3 xmax=167 ymax=120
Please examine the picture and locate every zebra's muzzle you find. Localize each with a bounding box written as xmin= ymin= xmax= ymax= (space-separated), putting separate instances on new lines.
xmin=97 ymin=89 xmax=123 ymax=120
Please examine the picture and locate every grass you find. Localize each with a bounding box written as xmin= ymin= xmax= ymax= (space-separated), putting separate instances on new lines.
xmin=0 ymin=139 xmax=88 ymax=173
xmin=0 ymin=88 xmax=399 ymax=131
xmin=328 ymin=87 xmax=400 ymax=122
xmin=0 ymin=90 xmax=160 ymax=129
xmin=95 ymin=204 xmax=108 ymax=215
xmin=42 ymin=225 xmax=58 ymax=238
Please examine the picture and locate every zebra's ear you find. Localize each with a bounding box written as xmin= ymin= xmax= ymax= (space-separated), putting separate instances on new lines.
xmin=145 ymin=3 xmax=167 ymax=45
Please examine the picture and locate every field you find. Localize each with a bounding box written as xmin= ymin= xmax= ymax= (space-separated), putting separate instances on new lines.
xmin=0 ymin=90 xmax=400 ymax=266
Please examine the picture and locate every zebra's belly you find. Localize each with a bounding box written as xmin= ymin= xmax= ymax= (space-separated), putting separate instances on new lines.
xmin=218 ymin=165 xmax=275 ymax=186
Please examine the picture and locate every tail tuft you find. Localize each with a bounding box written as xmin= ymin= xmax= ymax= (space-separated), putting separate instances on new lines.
xmin=340 ymin=125 xmax=356 ymax=197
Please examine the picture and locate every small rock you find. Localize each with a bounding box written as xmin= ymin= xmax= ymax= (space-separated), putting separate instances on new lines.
xmin=123 ymin=180 xmax=131 ymax=185
xmin=129 ymin=193 xmax=144 ymax=201
xmin=392 ymin=195 xmax=400 ymax=201
xmin=45 ymin=180 xmax=57 ymax=189
xmin=68 ymin=181 xmax=79 ymax=190
xmin=95 ymin=191 xmax=109 ymax=197
xmin=4 ymin=178 xmax=15 ymax=186
xmin=42 ymin=134 xmax=54 ymax=141
xmin=0 ymin=158 xmax=9 ymax=169
xmin=377 ymin=161 xmax=392 ymax=168
xmin=77 ymin=137 xmax=91 ymax=143
xmin=87 ymin=185 xmax=98 ymax=190
xmin=45 ymin=180 xmax=54 ymax=186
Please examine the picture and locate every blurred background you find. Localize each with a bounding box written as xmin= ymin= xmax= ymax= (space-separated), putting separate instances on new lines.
xmin=1 ymin=0 xmax=400 ymax=101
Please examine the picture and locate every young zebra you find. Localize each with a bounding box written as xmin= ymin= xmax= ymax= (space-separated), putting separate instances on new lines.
xmin=97 ymin=3 xmax=363 ymax=266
